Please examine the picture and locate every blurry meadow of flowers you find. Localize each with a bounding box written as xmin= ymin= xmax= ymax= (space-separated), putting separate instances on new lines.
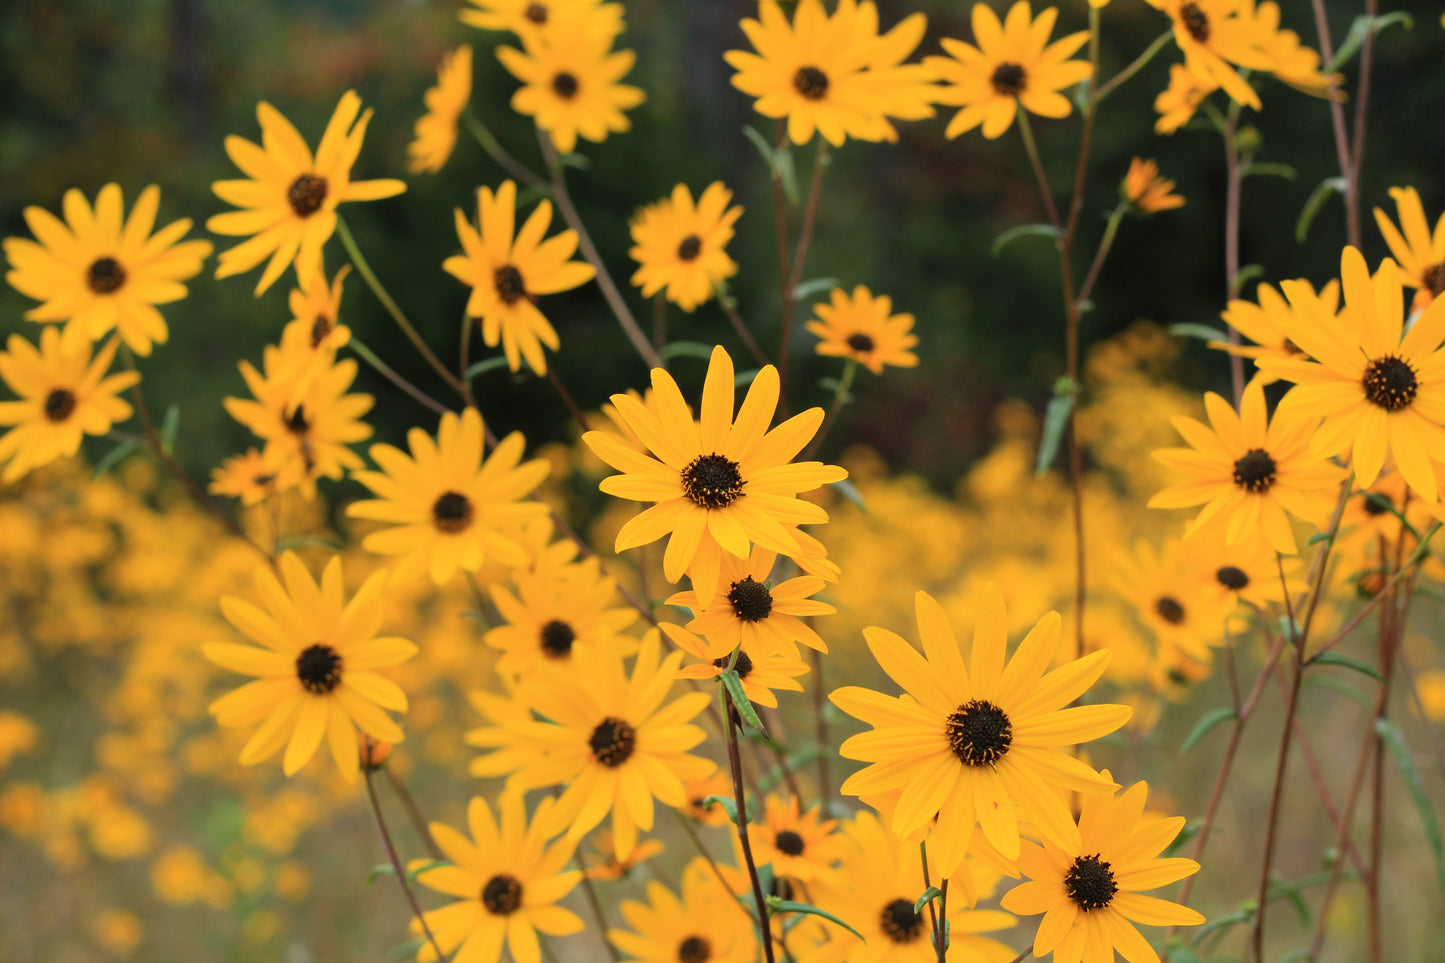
xmin=2 ymin=2 xmax=1444 ymax=963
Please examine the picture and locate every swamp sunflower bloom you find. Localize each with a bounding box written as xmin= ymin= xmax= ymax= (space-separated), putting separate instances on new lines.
xmin=1000 ymin=778 xmax=1204 ymax=962
xmin=926 ymin=2 xmax=1092 ymax=140
xmin=460 ymin=0 xmax=624 ymax=40
xmin=209 ymin=91 xmax=406 ymax=295
xmin=204 ymin=552 xmax=416 ymax=780
xmin=486 ymin=555 xmax=639 ymax=676
xmin=409 ymin=45 xmax=474 ymax=174
xmin=1373 ymin=186 xmax=1445 ymax=312
xmin=3 ymin=184 xmax=211 ymax=356
xmin=609 ymin=857 xmax=756 ymax=963
xmin=277 ymin=265 xmax=351 ymax=410
xmin=749 ymin=794 xmax=846 ymax=885
xmin=1153 ymin=62 xmax=1217 ymax=134
xmin=0 ymin=329 xmax=138 ymax=483
xmin=807 ymin=285 xmax=919 ymax=374
xmin=444 ymin=180 xmax=595 ymax=375
xmin=209 ymin=447 xmax=288 ymax=505
xmin=582 ymin=345 xmax=848 ymax=606
xmin=1122 ymin=158 xmax=1185 ymax=214
xmin=831 ymin=587 xmax=1130 ymax=868
xmin=1214 ymin=279 xmax=1339 ymax=379
xmin=1147 ymin=0 xmax=1272 ymax=109
xmin=629 ymin=183 xmax=743 ymax=312
xmin=348 ymin=407 xmax=551 ymax=585
xmin=668 ymin=628 xmax=809 ymax=708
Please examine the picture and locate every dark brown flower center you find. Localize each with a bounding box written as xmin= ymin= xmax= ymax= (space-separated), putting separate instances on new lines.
xmin=1231 ymin=448 xmax=1277 ymax=493
xmin=681 ymin=453 xmax=745 ymax=509
xmin=86 ymin=257 xmax=127 ymax=294
xmin=793 ymin=66 xmax=829 ymax=100
xmin=1362 ymin=355 xmax=1418 ymax=411
xmin=677 ymin=235 xmax=702 ymax=262
xmin=1155 ymin=596 xmax=1186 ymax=625
xmin=1424 ymin=263 xmax=1445 ymax=297
xmin=712 ymin=650 xmax=755 ymax=679
xmin=524 ymin=2 xmax=548 ymax=23
xmin=287 ymin=174 xmax=328 ymax=218
xmin=285 ymin=405 xmax=310 ymax=435
xmin=1179 ymin=2 xmax=1210 ymax=42
xmin=310 ymin=314 xmax=333 ymax=348
xmin=1064 ymin=854 xmax=1118 ymax=911
xmin=945 ymin=699 xmax=1013 ymax=766
xmin=493 ymin=264 xmax=529 ymax=305
xmin=296 ymin=643 xmax=343 ymax=694
xmin=677 ymin=936 xmax=712 ymax=963
xmin=43 ymin=389 xmax=77 ymax=423
xmin=774 ymin=829 xmax=805 ymax=856
xmin=552 ymin=71 xmax=580 ymax=99
xmin=540 ymin=619 xmax=576 ymax=658
xmin=727 ymin=576 xmax=773 ymax=622
xmin=1216 ymin=566 xmax=1250 ymax=590
xmin=589 ymin=716 xmax=636 ymax=768
xmin=481 ymin=873 xmax=523 ymax=914
xmin=990 ymin=62 xmax=1027 ymax=96
xmin=432 ymin=491 xmax=474 ymax=534
xmin=846 ymin=332 xmax=876 ymax=353
xmin=879 ymin=898 xmax=925 ymax=943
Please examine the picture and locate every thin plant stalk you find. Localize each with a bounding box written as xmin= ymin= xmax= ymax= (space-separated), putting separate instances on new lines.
xmin=348 ymin=336 xmax=450 ymax=416
xmin=801 ymin=359 xmax=857 ymax=461
xmin=670 ymin=805 xmax=742 ymax=902
xmin=713 ymin=282 xmax=771 ymax=367
xmin=724 ymin=691 xmax=778 ymax=963
xmin=1306 ymin=0 xmax=1361 ymax=247
xmin=574 ymin=856 xmax=624 ymax=963
xmin=364 ymin=768 xmax=450 ymax=963
xmin=386 ymin=767 xmax=443 ymax=861
xmin=461 ymin=109 xmax=549 ymax=193
xmin=1095 ymin=29 xmax=1173 ymax=100
xmin=777 ymin=140 xmax=830 ymax=407
xmin=1220 ymin=101 xmax=1247 ymax=404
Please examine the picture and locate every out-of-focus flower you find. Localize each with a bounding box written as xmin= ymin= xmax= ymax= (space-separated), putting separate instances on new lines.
xmin=628 ymin=183 xmax=742 ymax=312
xmin=1373 ymin=186 xmax=1445 ymax=312
xmin=1154 ymin=62 xmax=1218 ymax=134
xmin=1123 ymin=158 xmax=1185 ymax=214
xmin=410 ymin=45 xmax=474 ymax=174
xmin=807 ymin=285 xmax=919 ymax=374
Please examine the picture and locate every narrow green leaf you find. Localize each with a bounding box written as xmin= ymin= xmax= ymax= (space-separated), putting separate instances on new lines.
xmin=1275 ymin=950 xmax=1312 ymax=963
xmin=1241 ymin=162 xmax=1297 ymax=181
xmin=742 ymin=125 xmax=778 ymax=172
xmin=1309 ymin=651 xmax=1384 ymax=682
xmin=991 ymin=223 xmax=1061 ymax=257
xmin=769 ymin=900 xmax=867 ymax=942
xmin=734 ymin=368 xmax=759 ymax=389
xmin=793 ymin=277 xmax=838 ymax=301
xmin=1306 ymin=530 xmax=1334 ymax=546
xmin=1296 ymin=177 xmax=1347 ymax=244
xmin=274 ymin=534 xmax=346 ymax=552
xmin=660 ymin=340 xmax=718 ymax=362
xmin=831 ymin=478 xmax=868 ymax=513
xmin=387 ymin=937 xmax=428 ymax=963
xmin=777 ymin=144 xmax=800 ymax=204
xmin=1304 ymin=675 xmax=1373 ymax=710
xmin=407 ymin=859 xmax=448 ymax=881
xmin=1362 ymin=491 xmax=1420 ymax=540
xmin=1267 ymin=876 xmax=1310 ymax=924
xmin=1191 ymin=909 xmax=1251 ymax=948
xmin=1180 ymin=707 xmax=1237 ymax=755
xmin=913 ymin=886 xmax=943 ymax=915
xmin=1328 ymin=12 xmax=1413 ymax=72
xmin=160 ymin=404 xmax=180 ymax=455
xmin=721 ymin=670 xmax=769 ymax=737
xmin=700 ymin=794 xmax=739 ymax=826
xmin=92 ymin=440 xmax=139 ymax=480
xmin=1035 ymin=378 xmax=1077 ymax=477
xmin=1167 ymin=322 xmax=1232 ymax=342
xmin=557 ymin=151 xmax=590 ymax=170
xmin=1233 ymin=264 xmax=1267 ymax=296
xmin=367 ymin=863 xmax=397 ymax=885
xmin=1375 ymin=717 xmax=1445 ymax=890
xmin=1163 ymin=819 xmax=1201 ymax=858
xmin=465 ymin=356 xmax=511 ymax=379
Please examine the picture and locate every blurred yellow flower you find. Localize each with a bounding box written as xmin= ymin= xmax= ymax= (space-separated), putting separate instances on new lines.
xmin=1148 ymin=0 xmax=1272 ymax=109
xmin=1214 ymin=278 xmax=1338 ymax=379
xmin=629 ymin=182 xmax=743 ymax=312
xmin=1123 ymin=157 xmax=1185 ymax=214
xmin=277 ymin=265 xmax=352 ymax=409
xmin=608 ymin=857 xmax=758 ymax=963
xmin=0 ymin=711 xmax=37 ymax=771
xmin=1154 ymin=62 xmax=1218 ymax=134
xmin=209 ymin=447 xmax=288 ymax=505
xmin=410 ymin=45 xmax=474 ymax=174
xmin=807 ymin=285 xmax=919 ymax=374
xmin=460 ymin=0 xmax=623 ymax=39
xmin=1373 ymin=186 xmax=1445 ymax=311
xmin=90 ymin=909 xmax=144 ymax=956
xmin=486 ymin=554 xmax=637 ymax=675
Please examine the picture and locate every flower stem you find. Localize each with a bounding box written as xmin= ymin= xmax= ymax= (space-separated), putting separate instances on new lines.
xmin=671 ymin=806 xmax=742 ymax=901
xmin=713 ymin=282 xmax=771 ymax=367
xmin=347 ymin=336 xmax=450 ymax=416
xmin=1076 ymin=204 xmax=1125 ymax=305
xmin=574 ymin=854 xmax=623 ymax=963
xmin=385 ymin=768 xmax=443 ymax=861
xmin=1015 ymin=109 xmax=1060 ymax=232
xmin=364 ymin=769 xmax=449 ymax=963
xmin=1095 ymin=30 xmax=1173 ymax=101
xmin=724 ymin=692 xmax=778 ymax=963
xmin=778 ymin=139 xmax=830 ymax=410
xmin=461 ymin=109 xmax=549 ymax=193
xmin=801 ymin=359 xmax=856 ymax=461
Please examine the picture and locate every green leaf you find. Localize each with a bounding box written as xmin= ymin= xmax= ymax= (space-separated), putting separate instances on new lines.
xmin=1241 ymin=162 xmax=1297 ymax=181
xmin=92 ymin=440 xmax=139 ymax=480
xmin=274 ymin=534 xmax=345 ymax=552
xmin=1309 ymin=651 xmax=1384 ymax=682
xmin=160 ymin=404 xmax=180 ymax=455
xmin=720 ymin=670 xmax=769 ymax=737
xmin=660 ymin=340 xmax=718 ymax=362
xmin=991 ymin=223 xmax=1061 ymax=257
xmin=1163 ymin=819 xmax=1201 ymax=858
xmin=1191 ymin=909 xmax=1251 ymax=948
xmin=1328 ymin=12 xmax=1413 ymax=72
xmin=1275 ymin=950 xmax=1313 ymax=963
xmin=831 ymin=478 xmax=868 ymax=513
xmin=407 ymin=859 xmax=448 ymax=881
xmin=1233 ymin=264 xmax=1267 ymax=297
xmin=776 ymin=143 xmax=800 ymax=204
xmin=734 ymin=368 xmax=759 ymax=389
xmin=1296 ymin=177 xmax=1347 ymax=244
xmin=913 ymin=886 xmax=943 ymax=915
xmin=699 ymin=794 xmax=739 ymax=826
xmin=1180 ymin=707 xmax=1236 ymax=755
xmin=793 ymin=277 xmax=838 ymax=301
xmin=1306 ymin=530 xmax=1335 ymax=546
xmin=1375 ymin=717 xmax=1445 ymax=890
xmin=1362 ymin=491 xmax=1420 ymax=540
xmin=465 ymin=356 xmax=511 ymax=379
xmin=1035 ymin=377 xmax=1077 ymax=477
xmin=1267 ymin=875 xmax=1311 ymax=924
xmin=387 ymin=937 xmax=428 ymax=963
xmin=367 ymin=863 xmax=396 ymax=885
xmin=769 ymin=900 xmax=867 ymax=942
xmin=1167 ymin=322 xmax=1231 ymax=342
xmin=1305 ymin=675 xmax=1373 ymax=710
xmin=556 ymin=151 xmax=590 ymax=170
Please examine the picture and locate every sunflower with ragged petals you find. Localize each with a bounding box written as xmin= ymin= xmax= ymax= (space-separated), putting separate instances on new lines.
xmin=1122 ymin=158 xmax=1185 ymax=215
xmin=1374 ymin=186 xmax=1445 ymax=312
xmin=667 ymin=628 xmax=809 ymax=708
xmin=0 ymin=330 xmax=138 ymax=484
xmin=347 ymin=406 xmax=551 ymax=586
xmin=1260 ymin=246 xmax=1445 ymax=503
xmin=800 ymin=810 xmax=1017 ymax=963
xmin=1181 ymin=524 xmax=1306 ymax=613
xmin=1149 ymin=380 xmax=1344 ymax=555
xmin=411 ymin=794 xmax=584 ymax=963
xmin=609 ymin=857 xmax=757 ymax=963
xmin=276 ymin=265 xmax=351 ymax=410
xmin=807 ymin=285 xmax=918 ymax=375
xmin=409 ymin=45 xmax=473 ymax=174
xmin=3 ymin=184 xmax=211 ymax=356
xmin=209 ymin=447 xmax=289 ymax=506
xmin=1242 ymin=0 xmax=1336 ymax=97
xmin=460 ymin=0 xmax=623 ymax=40
xmin=444 ymin=180 xmax=595 ymax=376
xmin=832 ymin=587 xmax=1131 ymax=869
xmin=486 ymin=555 xmax=638 ymax=676
xmin=1000 ymin=777 xmax=1204 ymax=962
xmin=223 ymin=348 xmax=373 ymax=497
xmin=1153 ymin=62 xmax=1218 ymax=134
xmin=725 ymin=0 xmax=934 ymax=147
xmin=473 ymin=630 xmax=715 ymax=860
xmin=1147 ymin=0 xmax=1273 ymax=109
xmin=664 ymin=546 xmax=833 ymax=659
xmin=208 ymin=91 xmax=406 ymax=295
xmin=583 ymin=345 xmax=848 ymax=606
xmin=1213 ymin=279 xmax=1339 ymax=380
xmin=497 ymin=17 xmax=645 ymax=156
xmin=1110 ymin=538 xmax=1231 ymax=666
xmin=925 ymin=2 xmax=1092 ymax=140
xmin=749 ymin=794 xmax=846 ymax=885
xmin=629 ymin=183 xmax=743 ymax=313
xmin=203 ymin=552 xmax=417 ymax=780
xmin=465 ymin=682 xmax=541 ymax=779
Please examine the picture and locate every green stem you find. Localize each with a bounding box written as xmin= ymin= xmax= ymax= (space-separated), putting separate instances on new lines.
xmin=347 ymin=337 xmax=450 ymax=415
xmin=1096 ymin=30 xmax=1174 ymax=101
xmin=801 ymin=359 xmax=856 ymax=461
xmin=1077 ymin=204 xmax=1126 ymax=305
xmin=461 ymin=109 xmax=549 ymax=192
xmin=670 ymin=806 xmax=741 ymax=901
xmin=574 ymin=855 xmax=623 ymax=963
xmin=1015 ymin=109 xmax=1060 ymax=231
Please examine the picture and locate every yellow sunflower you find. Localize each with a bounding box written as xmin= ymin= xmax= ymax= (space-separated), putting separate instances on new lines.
xmin=277 ymin=265 xmax=351 ymax=410
xmin=496 ymin=17 xmax=645 ymax=155
xmin=347 ymin=406 xmax=551 ymax=585
xmin=609 ymin=857 xmax=757 ymax=963
xmin=1242 ymin=0 xmax=1335 ymax=97
xmin=629 ymin=182 xmax=743 ymax=312
xmin=1110 ymin=538 xmax=1231 ymax=666
xmin=1374 ymin=186 xmax=1445 ymax=311
xmin=749 ymin=794 xmax=846 ymax=884
xmin=203 ymin=552 xmax=417 ymax=780
xmin=1153 ymin=62 xmax=1218 ymax=134
xmin=1214 ymin=278 xmax=1338 ymax=379
xmin=584 ymin=345 xmax=847 ymax=606
xmin=223 ymin=349 xmax=373 ymax=497
xmin=1259 ymin=246 xmax=1445 ymax=502
xmin=3 ymin=184 xmax=211 ymax=356
xmin=411 ymin=794 xmax=584 ymax=963
xmin=0 ymin=329 xmax=136 ymax=485
xmin=1147 ymin=0 xmax=1272 ymax=109
xmin=409 ymin=45 xmax=474 ymax=174
xmin=925 ymin=1 xmax=1092 ymax=140
xmin=443 ymin=180 xmax=596 ymax=376
xmin=208 ymin=91 xmax=406 ymax=295
xmin=1000 ymin=778 xmax=1204 ymax=962
xmin=208 ymin=447 xmax=289 ymax=505
xmin=806 ymin=285 xmax=919 ymax=374
xmin=460 ymin=0 xmax=624 ymax=40
xmin=1180 ymin=524 xmax=1306 ymax=613
xmin=1149 ymin=380 xmax=1344 ymax=554
xmin=584 ymin=830 xmax=665 ymax=881
xmin=1122 ymin=158 xmax=1185 ymax=214
xmin=832 ymin=587 xmax=1130 ymax=867
xmin=725 ymin=0 xmax=934 ymax=147
xmin=680 ymin=771 xmax=737 ymax=828
xmin=473 ymin=630 xmax=716 ymax=860
xmin=667 ymin=626 xmax=809 ymax=708
xmin=486 ymin=555 xmax=639 ymax=676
